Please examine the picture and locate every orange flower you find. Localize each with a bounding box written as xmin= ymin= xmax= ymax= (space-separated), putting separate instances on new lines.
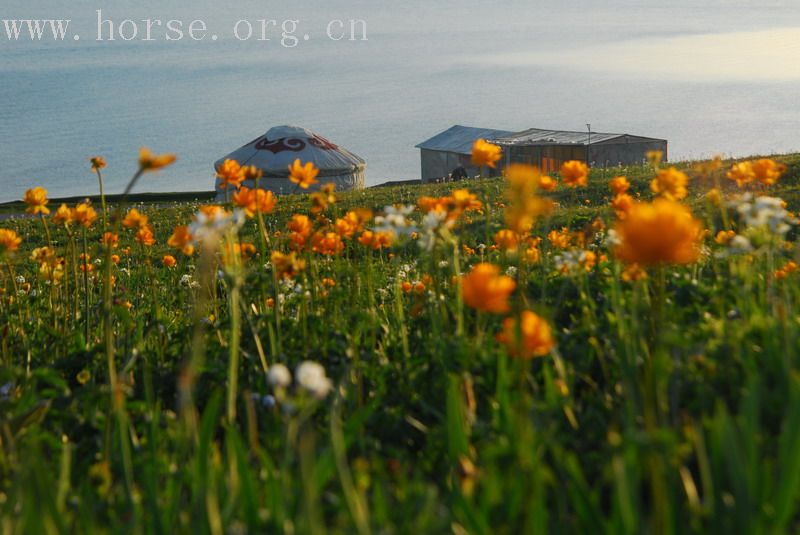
xmin=496 ymin=310 xmax=555 ymax=358
xmin=288 ymin=159 xmax=319 ymax=189
xmin=311 ymin=232 xmax=344 ymax=256
xmin=335 ymin=213 xmax=360 ymax=239
xmin=310 ymin=183 xmax=336 ymax=213
xmin=23 ymin=187 xmax=50 ymax=215
xmin=493 ymin=229 xmax=519 ymax=252
xmin=646 ymin=150 xmax=663 ymax=167
xmin=53 ymin=203 xmax=74 ymax=225
xmin=726 ymin=161 xmax=755 ymax=187
xmin=706 ymin=188 xmax=723 ymax=206
xmin=72 ymin=203 xmax=98 ymax=228
xmin=271 ymin=251 xmax=305 ymax=279
xmin=609 ymin=176 xmax=630 ymax=195
xmin=242 ymin=165 xmax=263 ymax=181
xmin=139 ymin=147 xmax=177 ymax=173
xmin=650 ymin=167 xmax=688 ymax=201
xmin=135 ymin=226 xmax=156 ymax=246
xmin=461 ymin=263 xmax=516 ymax=314
xmin=547 ymin=228 xmax=572 ymax=249
xmin=560 ymin=161 xmax=589 ymax=188
xmin=0 ymin=229 xmax=22 ymax=255
xmin=537 ymin=175 xmax=557 ymax=191
xmin=217 ymin=159 xmax=246 ymax=189
xmin=322 ymin=277 xmax=336 ymax=288
xmin=162 ymin=255 xmax=177 ymax=267
xmin=111 ymin=254 xmax=120 ymax=264
xmin=450 ymin=189 xmax=483 ymax=213
xmin=471 ymin=139 xmax=502 ymax=168
xmin=613 ymin=199 xmax=703 ymax=265
xmin=100 ymin=232 xmax=119 ymax=249
xmin=358 ymin=230 xmax=393 ymax=250
xmin=168 ymin=225 xmax=195 ymax=255
xmin=287 ymin=214 xmax=313 ymax=249
xmin=233 ymin=187 xmax=277 ymax=217
xmin=611 ymin=193 xmax=635 ymax=219
xmin=751 ymin=158 xmax=786 ymax=186
xmin=122 ymin=208 xmax=148 ymax=229
xmin=714 ymin=230 xmax=736 ymax=245
xmin=621 ymin=263 xmax=647 ymax=282
xmin=90 ymin=156 xmax=106 ymax=171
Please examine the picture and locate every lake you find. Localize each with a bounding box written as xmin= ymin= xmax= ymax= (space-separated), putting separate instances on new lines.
xmin=1 ymin=0 xmax=799 ymax=202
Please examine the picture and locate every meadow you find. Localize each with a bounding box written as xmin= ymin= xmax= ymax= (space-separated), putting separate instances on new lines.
xmin=1 ymin=148 xmax=799 ymax=534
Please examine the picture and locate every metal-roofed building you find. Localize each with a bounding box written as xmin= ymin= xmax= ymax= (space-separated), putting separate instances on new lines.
xmin=416 ymin=125 xmax=668 ymax=181
xmin=415 ymin=125 xmax=515 ymax=182
xmin=492 ymin=128 xmax=668 ymax=173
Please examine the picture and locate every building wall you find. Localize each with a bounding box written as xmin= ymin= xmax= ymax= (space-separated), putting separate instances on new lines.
xmin=420 ymin=149 xmax=483 ymax=182
xmin=505 ymin=141 xmax=668 ymax=170
xmin=589 ymin=140 xmax=668 ymax=167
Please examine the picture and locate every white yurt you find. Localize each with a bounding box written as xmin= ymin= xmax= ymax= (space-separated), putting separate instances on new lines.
xmin=214 ymin=125 xmax=366 ymax=198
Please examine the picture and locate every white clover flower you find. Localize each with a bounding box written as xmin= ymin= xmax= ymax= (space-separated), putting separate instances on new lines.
xmin=728 ymin=235 xmax=754 ymax=254
xmin=179 ymin=274 xmax=193 ymax=286
xmin=295 ymin=361 xmax=333 ymax=399
xmin=374 ymin=205 xmax=417 ymax=237
xmin=15 ymin=275 xmax=25 ymax=284
xmin=554 ymin=250 xmax=585 ymax=272
xmin=438 ymin=260 xmax=449 ymax=268
xmin=604 ymin=229 xmax=621 ymax=247
xmin=189 ymin=208 xmax=246 ymax=245
xmin=120 ymin=268 xmax=130 ymax=276
xmin=730 ymin=194 xmax=796 ymax=236
xmin=267 ymin=364 xmax=292 ymax=389
xmin=506 ymin=266 xmax=518 ymax=277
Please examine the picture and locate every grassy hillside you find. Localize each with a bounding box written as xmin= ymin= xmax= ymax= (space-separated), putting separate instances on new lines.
xmin=1 ymin=153 xmax=799 ymax=533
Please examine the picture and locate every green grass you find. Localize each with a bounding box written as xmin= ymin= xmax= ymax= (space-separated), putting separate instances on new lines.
xmin=1 ymin=154 xmax=800 ymax=534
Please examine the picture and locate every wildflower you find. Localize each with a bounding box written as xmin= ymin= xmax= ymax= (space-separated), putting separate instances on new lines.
xmin=122 ymin=208 xmax=148 ymax=229
xmin=727 ymin=161 xmax=755 ymax=187
xmin=548 ymin=228 xmax=572 ymax=249
xmin=167 ymin=225 xmax=195 ymax=255
xmin=322 ymin=278 xmax=336 ymax=288
xmin=560 ymin=161 xmax=589 ymax=188
xmin=295 ymin=361 xmax=333 ymax=399
xmin=139 ymin=147 xmax=177 ymax=173
xmin=609 ymin=176 xmax=630 ymax=195
xmin=538 ymin=175 xmax=557 ymax=191
xmin=242 ymin=165 xmax=263 ymax=181
xmin=706 ymin=188 xmax=723 ymax=205
xmin=646 ymin=150 xmax=663 ymax=167
xmin=135 ymin=226 xmax=156 ymax=246
xmin=23 ymin=187 xmax=50 ymax=215
xmin=311 ymin=232 xmax=344 ymax=256
xmin=111 ymin=254 xmax=120 ymax=264
xmin=233 ymin=187 xmax=277 ymax=217
xmin=72 ymin=203 xmax=98 ymax=228
xmin=335 ymin=211 xmax=361 ymax=239
xmin=613 ymin=199 xmax=703 ymax=265
xmin=496 ymin=310 xmax=556 ymax=359
xmin=100 ymin=232 xmax=119 ymax=249
xmin=358 ymin=230 xmax=393 ymax=250
xmin=751 ymin=158 xmax=786 ymax=186
xmin=267 ymin=364 xmax=292 ymax=389
xmin=611 ymin=193 xmax=635 ymax=219
xmin=461 ymin=263 xmax=516 ymax=314
xmin=90 ymin=156 xmax=106 ymax=171
xmin=162 ymin=255 xmax=177 ymax=268
xmin=271 ymin=251 xmax=305 ymax=279
xmin=76 ymin=370 xmax=91 ymax=385
xmin=621 ymin=263 xmax=647 ymax=281
xmin=189 ymin=208 xmax=245 ymax=245
xmin=493 ymin=229 xmax=519 ymax=252
xmin=401 ymin=281 xmax=413 ymax=293
xmin=471 ymin=139 xmax=502 ymax=168
xmin=730 ymin=194 xmax=797 ymax=235
xmin=775 ymin=261 xmax=798 ymax=280
xmin=714 ymin=230 xmax=736 ymax=245
xmin=0 ymin=229 xmax=22 ymax=255
xmin=450 ymin=189 xmax=483 ymax=214
xmin=288 ymin=214 xmax=314 ymax=249
xmin=310 ymin=183 xmax=336 ymax=213
xmin=217 ymin=159 xmax=246 ymax=189
xmin=694 ymin=156 xmax=723 ymax=177
xmin=53 ymin=203 xmax=73 ymax=225
xmin=30 ymin=247 xmax=55 ymax=264
xmin=374 ymin=205 xmax=416 ymax=237
xmin=288 ymin=159 xmax=319 ymax=189
xmin=650 ymin=167 xmax=688 ymax=201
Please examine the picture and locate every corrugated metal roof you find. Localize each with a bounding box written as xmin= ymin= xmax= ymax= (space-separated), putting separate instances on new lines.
xmin=491 ymin=128 xmax=623 ymax=146
xmin=416 ymin=125 xmax=516 ymax=154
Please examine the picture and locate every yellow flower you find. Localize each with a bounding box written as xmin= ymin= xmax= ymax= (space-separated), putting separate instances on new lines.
xmin=751 ymin=158 xmax=786 ymax=186
xmin=461 ymin=263 xmax=516 ymax=314
xmin=311 ymin=232 xmax=344 ymax=255
xmin=706 ymin=188 xmax=723 ymax=205
xmin=471 ymin=139 xmax=502 ymax=169
xmin=613 ymin=199 xmax=703 ymax=265
xmin=496 ymin=310 xmax=555 ymax=359
xmin=167 ymin=225 xmax=194 ymax=255
xmin=90 ymin=156 xmax=106 ymax=171
xmin=726 ymin=161 xmax=755 ymax=187
xmin=547 ymin=228 xmax=572 ymax=249
xmin=537 ymin=175 xmax=557 ymax=192
xmin=693 ymin=156 xmax=723 ymax=177
xmin=288 ymin=159 xmax=320 ymax=189
xmin=233 ymin=187 xmax=277 ymax=217
xmin=76 ymin=370 xmax=91 ymax=385
xmin=122 ymin=208 xmax=148 ymax=229
xmin=72 ymin=203 xmax=98 ymax=229
xmin=646 ymin=150 xmax=663 ymax=167
xmin=135 ymin=226 xmax=156 ymax=246
xmin=560 ymin=161 xmax=589 ymax=188
xmin=611 ymin=193 xmax=635 ymax=219
xmin=358 ymin=230 xmax=393 ymax=250
xmin=310 ymin=183 xmax=337 ymax=213
xmin=493 ymin=229 xmax=519 ymax=252
xmin=217 ymin=159 xmax=246 ymax=189
xmin=162 ymin=255 xmax=177 ymax=267
xmin=650 ymin=167 xmax=688 ymax=201
xmin=100 ymin=232 xmax=119 ymax=249
xmin=609 ymin=176 xmax=630 ymax=195
xmin=714 ymin=230 xmax=736 ymax=245
xmin=0 ymin=229 xmax=22 ymax=255
xmin=139 ymin=147 xmax=177 ymax=173
xmin=53 ymin=203 xmax=74 ymax=225
xmin=271 ymin=251 xmax=306 ymax=279
xmin=23 ymin=187 xmax=50 ymax=215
